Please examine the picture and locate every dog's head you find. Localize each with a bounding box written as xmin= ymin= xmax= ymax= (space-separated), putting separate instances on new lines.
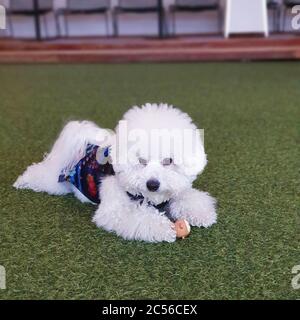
xmin=111 ymin=103 xmax=207 ymax=205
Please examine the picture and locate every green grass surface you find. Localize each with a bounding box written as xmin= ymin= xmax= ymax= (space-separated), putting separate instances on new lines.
xmin=0 ymin=62 xmax=299 ymax=300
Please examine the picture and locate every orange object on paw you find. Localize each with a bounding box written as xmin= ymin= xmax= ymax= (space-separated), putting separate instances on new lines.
xmin=175 ymin=219 xmax=191 ymax=239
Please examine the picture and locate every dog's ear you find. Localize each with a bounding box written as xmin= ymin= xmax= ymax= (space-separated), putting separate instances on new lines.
xmin=179 ymin=129 xmax=207 ymax=180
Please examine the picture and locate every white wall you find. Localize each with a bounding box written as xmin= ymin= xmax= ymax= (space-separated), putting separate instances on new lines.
xmin=0 ymin=0 xmax=297 ymax=38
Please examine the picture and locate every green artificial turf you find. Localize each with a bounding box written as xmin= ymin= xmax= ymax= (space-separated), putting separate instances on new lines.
xmin=0 ymin=62 xmax=299 ymax=300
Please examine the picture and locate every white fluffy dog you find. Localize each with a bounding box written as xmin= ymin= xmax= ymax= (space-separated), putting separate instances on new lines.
xmin=14 ymin=103 xmax=217 ymax=242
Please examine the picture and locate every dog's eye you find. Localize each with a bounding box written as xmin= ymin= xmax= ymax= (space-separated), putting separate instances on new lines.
xmin=138 ymin=157 xmax=148 ymax=166
xmin=162 ymin=158 xmax=173 ymax=166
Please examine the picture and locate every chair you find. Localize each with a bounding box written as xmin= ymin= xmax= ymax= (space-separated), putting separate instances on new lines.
xmin=267 ymin=0 xmax=281 ymax=33
xmin=6 ymin=0 xmax=53 ymax=38
xmin=56 ymin=0 xmax=111 ymax=37
xmin=169 ymin=0 xmax=222 ymax=35
xmin=113 ymin=0 xmax=163 ymax=37
xmin=282 ymin=0 xmax=300 ymax=31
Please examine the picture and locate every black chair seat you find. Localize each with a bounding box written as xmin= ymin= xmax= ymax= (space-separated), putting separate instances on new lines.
xmin=285 ymin=1 xmax=300 ymax=7
xmin=115 ymin=6 xmax=159 ymax=13
xmin=171 ymin=4 xmax=218 ymax=12
xmin=8 ymin=9 xmax=52 ymax=15
xmin=284 ymin=1 xmax=300 ymax=8
xmin=267 ymin=3 xmax=280 ymax=9
xmin=58 ymin=7 xmax=109 ymax=14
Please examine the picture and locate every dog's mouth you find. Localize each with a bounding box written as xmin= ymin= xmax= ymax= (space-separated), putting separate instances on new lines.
xmin=143 ymin=189 xmax=172 ymax=205
xmin=127 ymin=191 xmax=170 ymax=210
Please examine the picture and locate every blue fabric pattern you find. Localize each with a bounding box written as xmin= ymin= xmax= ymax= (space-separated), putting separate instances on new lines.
xmin=58 ymin=144 xmax=114 ymax=204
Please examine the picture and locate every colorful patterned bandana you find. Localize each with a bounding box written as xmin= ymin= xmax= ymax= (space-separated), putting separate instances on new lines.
xmin=58 ymin=144 xmax=114 ymax=204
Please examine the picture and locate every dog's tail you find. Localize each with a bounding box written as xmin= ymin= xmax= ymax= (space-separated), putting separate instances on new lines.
xmin=13 ymin=120 xmax=113 ymax=195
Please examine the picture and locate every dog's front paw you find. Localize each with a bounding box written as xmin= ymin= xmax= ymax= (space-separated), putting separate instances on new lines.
xmin=144 ymin=215 xmax=177 ymax=243
xmin=93 ymin=204 xmax=177 ymax=243
xmin=170 ymin=190 xmax=217 ymax=228
xmin=187 ymin=207 xmax=217 ymax=228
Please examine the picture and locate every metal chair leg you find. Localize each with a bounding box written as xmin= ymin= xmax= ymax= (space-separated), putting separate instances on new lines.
xmin=272 ymin=7 xmax=280 ymax=33
xmin=113 ymin=10 xmax=118 ymax=37
xmin=272 ymin=8 xmax=275 ymax=32
xmin=279 ymin=7 xmax=283 ymax=32
xmin=64 ymin=13 xmax=69 ymax=36
xmin=276 ymin=7 xmax=281 ymax=33
xmin=218 ymin=7 xmax=223 ymax=33
xmin=162 ymin=10 xmax=168 ymax=36
xmin=282 ymin=7 xmax=287 ymax=32
xmin=105 ymin=11 xmax=109 ymax=36
xmin=42 ymin=14 xmax=48 ymax=38
xmin=7 ymin=14 xmax=14 ymax=37
xmin=55 ymin=12 xmax=61 ymax=38
xmin=171 ymin=10 xmax=176 ymax=36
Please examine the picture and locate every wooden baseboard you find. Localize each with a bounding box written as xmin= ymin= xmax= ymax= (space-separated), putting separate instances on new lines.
xmin=0 ymin=35 xmax=299 ymax=63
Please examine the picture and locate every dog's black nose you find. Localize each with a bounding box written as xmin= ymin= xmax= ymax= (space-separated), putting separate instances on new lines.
xmin=146 ymin=179 xmax=160 ymax=192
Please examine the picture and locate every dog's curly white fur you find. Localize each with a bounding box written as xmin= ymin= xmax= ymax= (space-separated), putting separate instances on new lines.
xmin=14 ymin=103 xmax=217 ymax=242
